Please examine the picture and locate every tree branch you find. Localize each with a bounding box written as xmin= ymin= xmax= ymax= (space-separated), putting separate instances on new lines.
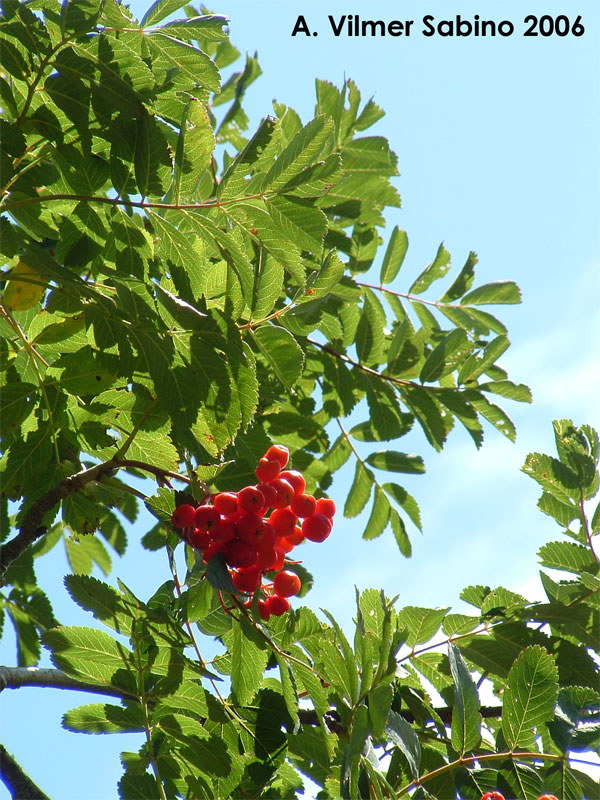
xmin=0 ymin=458 xmax=189 ymax=585
xmin=0 ymin=744 xmax=51 ymax=800
xmin=0 ymin=666 xmax=126 ymax=699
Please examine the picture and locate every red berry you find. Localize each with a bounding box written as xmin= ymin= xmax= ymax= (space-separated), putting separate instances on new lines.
xmin=266 ymin=595 xmax=290 ymax=616
xmin=171 ymin=504 xmax=196 ymax=528
xmin=481 ymin=793 xmax=505 ymax=800
xmin=279 ymin=469 xmax=305 ymax=495
xmin=236 ymin=514 xmax=276 ymax=551
xmin=265 ymin=444 xmax=289 ymax=469
xmin=256 ymin=482 xmax=278 ymax=509
xmin=257 ymin=599 xmax=271 ymax=620
xmin=188 ymin=529 xmax=212 ymax=550
xmin=223 ymin=540 xmax=258 ymax=568
xmin=232 ymin=565 xmax=262 ymax=593
xmin=212 ymin=517 xmax=236 ymax=545
xmin=238 ymin=485 xmax=265 ymax=513
xmin=213 ymin=492 xmax=238 ymax=517
xmin=256 ymin=457 xmax=281 ymax=482
xmin=257 ymin=545 xmax=285 ymax=572
xmin=290 ymin=493 xmax=316 ymax=518
xmin=270 ymin=478 xmax=295 ymax=509
xmin=273 ymin=569 xmax=301 ymax=597
xmin=277 ymin=535 xmax=296 ymax=554
xmin=194 ymin=505 xmax=221 ymax=532
xmin=302 ymin=512 xmax=332 ymax=543
xmin=315 ymin=497 xmax=336 ymax=518
xmin=269 ymin=507 xmax=297 ymax=537
xmin=202 ymin=539 xmax=224 ymax=563
xmin=536 ymin=796 xmax=559 ymax=800
xmin=285 ymin=525 xmax=305 ymax=546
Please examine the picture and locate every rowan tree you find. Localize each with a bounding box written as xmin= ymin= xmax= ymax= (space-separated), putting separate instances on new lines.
xmin=0 ymin=1 xmax=598 ymax=798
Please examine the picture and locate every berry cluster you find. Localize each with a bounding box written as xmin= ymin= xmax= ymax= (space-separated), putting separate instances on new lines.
xmin=170 ymin=444 xmax=335 ymax=621
xmin=481 ymin=794 xmax=558 ymax=800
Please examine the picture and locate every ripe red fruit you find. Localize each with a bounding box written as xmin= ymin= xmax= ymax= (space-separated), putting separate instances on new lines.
xmin=270 ymin=478 xmax=295 ymax=509
xmin=279 ymin=469 xmax=305 ymax=495
xmin=257 ymin=599 xmax=271 ymax=620
xmin=536 ymin=796 xmax=559 ymax=800
xmin=255 ymin=457 xmax=281 ymax=482
xmin=238 ymin=485 xmax=265 ymax=513
xmin=232 ymin=565 xmax=262 ymax=593
xmin=269 ymin=507 xmax=297 ymax=537
xmin=194 ymin=505 xmax=221 ymax=532
xmin=277 ymin=535 xmax=296 ymax=554
xmin=236 ymin=514 xmax=276 ymax=551
xmin=257 ymin=545 xmax=285 ymax=572
xmin=266 ymin=595 xmax=290 ymax=616
xmin=223 ymin=540 xmax=258 ymax=568
xmin=284 ymin=525 xmax=305 ymax=546
xmin=202 ymin=539 xmax=224 ymax=563
xmin=256 ymin=482 xmax=278 ymax=509
xmin=273 ymin=570 xmax=301 ymax=597
xmin=302 ymin=512 xmax=332 ymax=543
xmin=188 ymin=529 xmax=212 ymax=550
xmin=290 ymin=493 xmax=316 ymax=518
xmin=212 ymin=517 xmax=236 ymax=545
xmin=265 ymin=444 xmax=289 ymax=469
xmin=171 ymin=504 xmax=196 ymax=528
xmin=315 ymin=497 xmax=336 ymax=518
xmin=213 ymin=492 xmax=238 ymax=517
xmin=480 ymin=793 xmax=505 ymax=800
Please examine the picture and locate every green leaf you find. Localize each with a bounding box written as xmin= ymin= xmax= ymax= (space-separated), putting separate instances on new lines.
xmin=522 ymin=452 xmax=582 ymax=505
xmin=207 ymin=552 xmax=237 ymax=593
xmin=356 ymin=288 xmax=387 ymax=366
xmin=251 ymin=254 xmax=284 ymax=320
xmin=380 ymin=227 xmax=408 ymax=284
xmin=390 ymin=508 xmax=411 ymax=557
xmin=462 ymin=281 xmax=521 ymax=305
xmin=344 ymin=460 xmax=373 ymax=518
xmin=439 ymin=251 xmax=478 ymax=302
xmin=230 ymin=616 xmax=268 ymax=706
xmin=458 ymin=335 xmax=510 ymax=385
xmin=262 ymin=115 xmax=333 ymax=191
xmin=449 ymin=643 xmax=481 ymax=754
xmin=502 ymin=644 xmax=559 ymax=749
xmin=134 ymin=110 xmax=172 ymax=198
xmin=64 ymin=575 xmax=135 ymax=636
xmin=146 ymin=34 xmax=220 ymax=93
xmin=62 ymin=702 xmax=145 ymax=734
xmin=396 ymin=606 xmax=449 ymax=647
xmin=408 ymin=242 xmax=451 ymax=295
xmin=365 ymin=451 xmax=425 ymax=475
xmin=142 ymin=0 xmax=197 ymax=26
xmin=362 ymin=485 xmax=390 ymax=541
xmin=172 ymin=99 xmax=215 ymax=202
xmin=252 ymin=325 xmax=304 ymax=390
xmin=538 ymin=541 xmax=598 ymax=574
xmin=382 ymin=483 xmax=422 ymax=531
xmin=274 ymin=651 xmax=299 ymax=729
xmin=385 ymin=710 xmax=421 ymax=779
xmin=42 ymin=626 xmax=136 ymax=691
xmin=157 ymin=15 xmax=230 ymax=42
xmin=419 ymin=328 xmax=471 ymax=383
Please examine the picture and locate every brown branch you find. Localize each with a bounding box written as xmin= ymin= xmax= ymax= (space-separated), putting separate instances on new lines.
xmin=0 ymin=666 xmax=129 ymax=699
xmin=0 ymin=458 xmax=188 ymax=584
xmin=1 ymin=191 xmax=264 ymax=213
xmin=0 ymin=744 xmax=51 ymax=800
xmin=296 ymin=704 xmax=502 ymax=730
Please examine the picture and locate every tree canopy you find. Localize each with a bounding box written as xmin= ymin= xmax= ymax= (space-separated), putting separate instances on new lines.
xmin=0 ymin=1 xmax=598 ymax=798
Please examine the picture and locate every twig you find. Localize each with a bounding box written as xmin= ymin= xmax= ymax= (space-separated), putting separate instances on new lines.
xmin=0 ymin=458 xmax=189 ymax=583
xmin=0 ymin=744 xmax=50 ymax=800
xmin=0 ymin=666 xmax=131 ymax=699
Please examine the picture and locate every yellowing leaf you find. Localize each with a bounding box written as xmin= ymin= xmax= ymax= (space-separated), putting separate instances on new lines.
xmin=1 ymin=260 xmax=47 ymax=310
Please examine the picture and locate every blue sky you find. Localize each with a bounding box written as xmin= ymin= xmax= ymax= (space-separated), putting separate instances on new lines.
xmin=1 ymin=1 xmax=599 ymax=797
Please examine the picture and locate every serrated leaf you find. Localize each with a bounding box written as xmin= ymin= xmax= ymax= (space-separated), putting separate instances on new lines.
xmin=63 ymin=702 xmax=145 ymax=734
xmin=408 ymin=242 xmax=451 ymax=295
xmin=382 ymin=483 xmax=422 ymax=531
xmin=42 ymin=626 xmax=136 ymax=690
xmin=172 ymin=99 xmax=214 ymax=202
xmin=262 ymin=115 xmax=333 ymax=191
xmin=253 ymin=325 xmax=304 ymax=390
xmin=379 ymin=227 xmax=408 ymax=284
xmin=419 ymin=328 xmax=471 ymax=384
xmin=396 ymin=606 xmax=449 ymax=647
xmin=344 ymin=460 xmax=373 ymax=518
xmin=146 ymin=34 xmax=220 ymax=93
xmin=538 ymin=541 xmax=598 ymax=574
xmin=462 ymin=281 xmax=521 ymax=305
xmin=231 ymin=616 xmax=268 ymax=706
xmin=64 ymin=575 xmax=135 ymax=635
xmin=356 ymin=288 xmax=387 ymax=366
xmin=385 ymin=710 xmax=421 ymax=779
xmin=502 ymin=644 xmax=559 ymax=749
xmin=449 ymin=643 xmax=481 ymax=754
xmin=439 ymin=251 xmax=478 ymax=302
xmin=362 ymin=485 xmax=390 ymax=541
xmin=390 ymin=508 xmax=411 ymax=557
xmin=365 ymin=451 xmax=425 ymax=475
